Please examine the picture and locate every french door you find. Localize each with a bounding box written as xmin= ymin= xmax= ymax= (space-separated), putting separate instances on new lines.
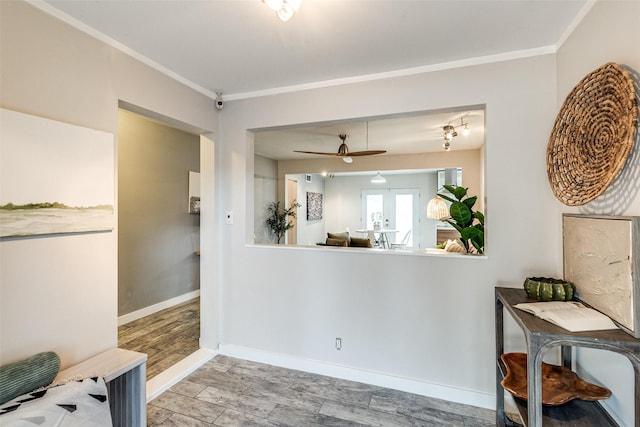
xmin=362 ymin=188 xmax=419 ymax=247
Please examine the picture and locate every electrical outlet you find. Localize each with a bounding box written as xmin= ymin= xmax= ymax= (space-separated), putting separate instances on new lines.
xmin=335 ymin=337 xmax=342 ymax=350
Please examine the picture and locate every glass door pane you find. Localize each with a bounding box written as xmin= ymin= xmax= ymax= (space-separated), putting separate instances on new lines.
xmin=362 ymin=188 xmax=419 ymax=248
xmin=363 ymin=192 xmax=384 ymax=230
xmin=390 ymin=189 xmax=418 ymax=247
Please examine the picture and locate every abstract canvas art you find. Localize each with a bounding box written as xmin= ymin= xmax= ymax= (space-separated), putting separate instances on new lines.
xmin=563 ymin=214 xmax=640 ymax=337
xmin=0 ymin=109 xmax=115 ymax=237
xmin=306 ymin=192 xmax=323 ymax=221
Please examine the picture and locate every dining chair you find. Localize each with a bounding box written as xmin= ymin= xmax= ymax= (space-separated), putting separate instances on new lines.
xmin=390 ymin=229 xmax=411 ymax=249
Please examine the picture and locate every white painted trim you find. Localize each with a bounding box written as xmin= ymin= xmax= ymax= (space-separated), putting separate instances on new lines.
xmin=219 ymin=344 xmax=495 ymax=410
xmin=554 ymin=0 xmax=597 ymax=51
xmin=117 ymin=290 xmax=200 ymax=326
xmin=226 ymin=46 xmax=556 ymax=101
xmin=146 ymin=348 xmax=217 ymax=402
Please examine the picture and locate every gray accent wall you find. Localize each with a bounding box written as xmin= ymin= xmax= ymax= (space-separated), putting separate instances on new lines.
xmin=118 ymin=109 xmax=200 ymax=316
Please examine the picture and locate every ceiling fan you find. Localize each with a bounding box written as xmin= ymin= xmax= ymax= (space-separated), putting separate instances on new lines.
xmin=293 ymin=134 xmax=387 ymax=160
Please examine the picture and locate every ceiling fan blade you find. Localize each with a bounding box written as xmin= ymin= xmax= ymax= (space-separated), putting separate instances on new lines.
xmin=347 ymin=150 xmax=387 ymax=156
xmin=293 ymin=133 xmax=386 ymax=157
xmin=293 ymin=150 xmax=342 ymax=156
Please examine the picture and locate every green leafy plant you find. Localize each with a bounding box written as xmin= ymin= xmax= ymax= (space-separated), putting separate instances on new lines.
xmin=266 ymin=200 xmax=301 ymax=244
xmin=437 ymin=185 xmax=484 ymax=254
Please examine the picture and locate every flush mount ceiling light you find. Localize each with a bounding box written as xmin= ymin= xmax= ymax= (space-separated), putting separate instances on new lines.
xmin=442 ymin=117 xmax=470 ymax=151
xmin=263 ymin=0 xmax=301 ymax=21
xmin=371 ymin=172 xmax=386 ymax=184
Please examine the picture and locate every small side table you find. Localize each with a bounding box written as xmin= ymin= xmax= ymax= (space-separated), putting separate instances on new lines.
xmin=495 ymin=287 xmax=640 ymax=427
xmin=56 ymin=348 xmax=147 ymax=427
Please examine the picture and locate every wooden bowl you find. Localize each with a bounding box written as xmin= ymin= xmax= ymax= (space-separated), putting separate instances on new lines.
xmin=501 ymin=353 xmax=611 ymax=406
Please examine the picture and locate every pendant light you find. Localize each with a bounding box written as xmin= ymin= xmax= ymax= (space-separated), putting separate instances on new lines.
xmin=426 ymin=196 xmax=449 ymax=220
xmin=371 ymin=172 xmax=386 ymax=184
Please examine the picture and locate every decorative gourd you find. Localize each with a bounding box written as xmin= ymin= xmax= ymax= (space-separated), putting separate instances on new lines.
xmin=523 ymin=277 xmax=575 ymax=301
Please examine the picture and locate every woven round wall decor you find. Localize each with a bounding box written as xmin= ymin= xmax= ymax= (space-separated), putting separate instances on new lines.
xmin=546 ymin=62 xmax=638 ymax=206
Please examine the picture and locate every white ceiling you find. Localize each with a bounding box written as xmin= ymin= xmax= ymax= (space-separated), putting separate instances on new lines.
xmin=40 ymin=0 xmax=587 ymax=99
xmin=37 ymin=0 xmax=587 ymax=159
xmin=254 ymin=107 xmax=485 ymax=159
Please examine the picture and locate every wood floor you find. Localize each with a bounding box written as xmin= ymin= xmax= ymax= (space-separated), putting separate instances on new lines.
xmin=147 ymin=355 xmax=495 ymax=426
xmin=118 ymin=297 xmax=200 ymax=380
xmin=121 ymin=299 xmax=495 ymax=426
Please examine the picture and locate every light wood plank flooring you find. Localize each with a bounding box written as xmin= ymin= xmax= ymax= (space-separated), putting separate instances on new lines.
xmin=147 ymin=355 xmax=495 ymax=426
xmin=118 ymin=297 xmax=200 ymax=380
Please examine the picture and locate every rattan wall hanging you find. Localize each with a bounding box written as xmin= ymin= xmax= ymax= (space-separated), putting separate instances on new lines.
xmin=547 ymin=62 xmax=638 ymax=206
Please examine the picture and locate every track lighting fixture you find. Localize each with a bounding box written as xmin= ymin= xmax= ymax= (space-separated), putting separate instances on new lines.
xmin=441 ymin=117 xmax=470 ymax=150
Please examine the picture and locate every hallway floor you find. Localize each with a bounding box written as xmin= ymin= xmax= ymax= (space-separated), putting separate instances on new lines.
xmin=118 ymin=297 xmax=200 ymax=380
xmin=147 ymin=355 xmax=495 ymax=426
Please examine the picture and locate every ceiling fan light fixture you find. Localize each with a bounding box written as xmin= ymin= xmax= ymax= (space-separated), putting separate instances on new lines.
xmin=263 ymin=0 xmax=300 ymax=21
xmin=371 ymin=172 xmax=386 ymax=184
xmin=293 ymin=132 xmax=386 ymax=159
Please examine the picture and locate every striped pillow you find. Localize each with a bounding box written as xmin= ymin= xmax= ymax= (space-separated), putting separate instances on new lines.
xmin=0 ymin=351 xmax=60 ymax=405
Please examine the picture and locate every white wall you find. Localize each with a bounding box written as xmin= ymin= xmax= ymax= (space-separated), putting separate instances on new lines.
xmin=0 ymin=1 xmax=218 ymax=368
xmin=288 ymin=173 xmax=326 ymax=246
xmin=254 ymin=154 xmax=278 ymax=243
xmin=218 ymin=54 xmax=559 ymax=409
xmin=555 ymin=1 xmax=640 ymax=425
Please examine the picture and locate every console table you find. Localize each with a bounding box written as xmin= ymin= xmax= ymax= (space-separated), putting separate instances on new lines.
xmin=495 ymin=287 xmax=640 ymax=427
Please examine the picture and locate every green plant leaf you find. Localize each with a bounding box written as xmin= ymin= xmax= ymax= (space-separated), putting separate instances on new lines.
xmin=445 ymin=220 xmax=463 ymax=234
xmin=463 ymin=196 xmax=477 ymax=210
xmin=461 ymin=227 xmax=479 ymax=242
xmin=452 ymin=186 xmax=468 ymax=201
xmin=442 ymin=184 xmax=457 ymax=196
xmin=472 ymin=234 xmax=484 ymax=253
xmin=449 ymin=201 xmax=472 ymax=226
xmin=474 ymin=211 xmax=485 ymax=225
xmin=436 ymin=193 xmax=456 ymax=204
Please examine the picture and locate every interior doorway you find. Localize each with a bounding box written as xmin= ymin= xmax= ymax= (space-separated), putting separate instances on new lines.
xmin=117 ymin=106 xmax=203 ymax=381
xmin=362 ymin=188 xmax=419 ymax=248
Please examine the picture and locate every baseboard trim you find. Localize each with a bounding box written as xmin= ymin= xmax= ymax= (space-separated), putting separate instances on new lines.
xmin=118 ymin=290 xmax=200 ymax=326
xmin=218 ymin=344 xmax=495 ymax=410
xmin=146 ymin=348 xmax=217 ymax=402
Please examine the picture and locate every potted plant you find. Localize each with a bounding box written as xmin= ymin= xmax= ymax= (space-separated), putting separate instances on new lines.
xmin=437 ymin=185 xmax=484 ymax=254
xmin=266 ymin=200 xmax=301 ymax=244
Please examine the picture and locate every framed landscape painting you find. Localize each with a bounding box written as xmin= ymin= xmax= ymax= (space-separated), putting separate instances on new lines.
xmin=0 ymin=109 xmax=115 ymax=237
